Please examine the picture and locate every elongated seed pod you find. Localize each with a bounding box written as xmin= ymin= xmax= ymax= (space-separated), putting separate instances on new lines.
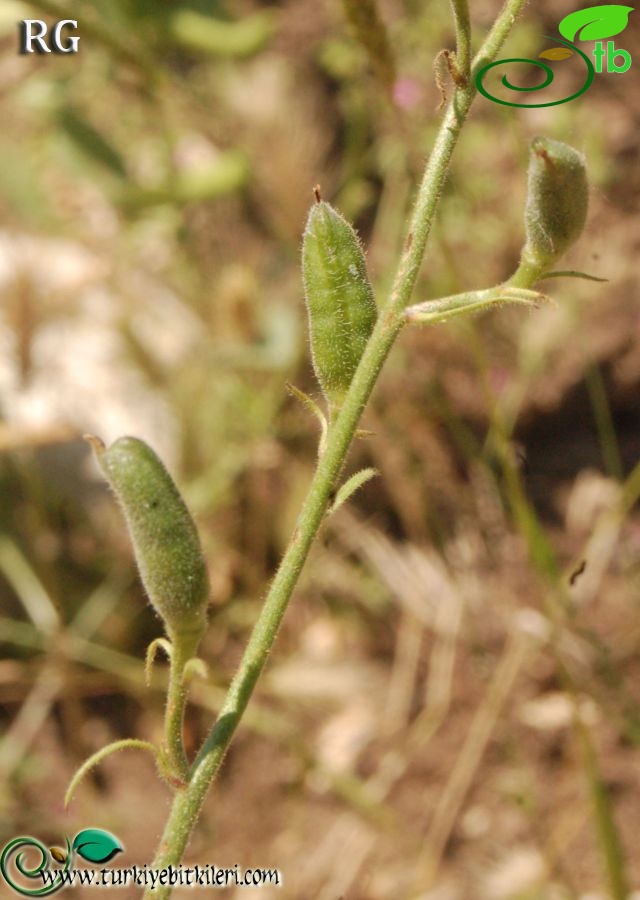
xmin=88 ymin=436 xmax=209 ymax=646
xmin=302 ymin=192 xmax=377 ymax=413
xmin=523 ymin=137 xmax=588 ymax=269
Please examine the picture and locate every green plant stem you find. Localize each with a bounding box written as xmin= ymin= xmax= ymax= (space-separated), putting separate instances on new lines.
xmin=450 ymin=0 xmax=471 ymax=81
xmin=575 ymin=714 xmax=629 ymax=900
xmin=164 ymin=636 xmax=199 ymax=782
xmin=507 ymin=251 xmax=547 ymax=289
xmin=144 ymin=2 xmax=529 ymax=893
xmin=584 ymin=362 xmax=623 ymax=481
xmin=406 ymin=285 xmax=545 ymax=323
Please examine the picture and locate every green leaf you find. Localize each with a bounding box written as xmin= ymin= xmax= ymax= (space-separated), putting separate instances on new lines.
xmin=540 ymin=269 xmax=608 ymax=283
xmin=72 ymin=829 xmax=123 ymax=864
xmin=329 ymin=468 xmax=378 ymax=515
xmin=559 ymin=5 xmax=634 ymax=42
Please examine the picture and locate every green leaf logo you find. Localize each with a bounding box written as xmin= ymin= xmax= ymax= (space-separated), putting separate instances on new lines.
xmin=559 ymin=5 xmax=634 ymax=42
xmin=72 ymin=829 xmax=123 ymax=864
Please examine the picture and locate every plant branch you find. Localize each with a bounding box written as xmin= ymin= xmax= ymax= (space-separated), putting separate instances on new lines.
xmin=406 ymin=285 xmax=546 ymax=324
xmin=163 ymin=637 xmax=199 ymax=783
xmin=144 ymin=1 xmax=530 ymax=893
xmin=449 ymin=0 xmax=471 ymax=82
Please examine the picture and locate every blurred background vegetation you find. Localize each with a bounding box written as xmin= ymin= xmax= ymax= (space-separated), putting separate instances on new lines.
xmin=0 ymin=1 xmax=639 ymax=897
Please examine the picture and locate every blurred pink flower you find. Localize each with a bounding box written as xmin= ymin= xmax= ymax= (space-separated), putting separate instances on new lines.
xmin=393 ymin=77 xmax=423 ymax=110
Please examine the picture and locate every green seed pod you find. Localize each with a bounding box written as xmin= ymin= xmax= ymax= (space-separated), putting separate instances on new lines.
xmin=88 ymin=435 xmax=209 ymax=647
xmin=302 ymin=190 xmax=377 ymax=413
xmin=523 ymin=137 xmax=588 ymax=269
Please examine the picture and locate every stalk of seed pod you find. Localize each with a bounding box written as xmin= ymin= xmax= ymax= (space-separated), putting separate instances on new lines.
xmin=521 ymin=137 xmax=588 ymax=277
xmin=86 ymin=435 xmax=209 ymax=650
xmin=302 ymin=187 xmax=377 ymax=417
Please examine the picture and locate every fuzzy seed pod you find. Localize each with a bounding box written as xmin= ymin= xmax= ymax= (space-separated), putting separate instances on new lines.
xmin=88 ymin=436 xmax=209 ymax=646
xmin=523 ymin=137 xmax=588 ymax=269
xmin=302 ymin=192 xmax=377 ymax=413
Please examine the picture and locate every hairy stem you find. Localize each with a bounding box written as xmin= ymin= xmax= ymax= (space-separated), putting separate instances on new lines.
xmin=144 ymin=2 xmax=529 ymax=893
xmin=450 ymin=0 xmax=471 ymax=81
xmin=164 ymin=636 xmax=200 ymax=781
xmin=406 ymin=285 xmax=545 ymax=323
xmin=507 ymin=251 xmax=547 ymax=289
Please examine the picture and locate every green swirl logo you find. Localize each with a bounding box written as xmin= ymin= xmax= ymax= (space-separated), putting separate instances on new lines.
xmin=0 ymin=838 xmax=71 ymax=896
xmin=476 ymin=5 xmax=634 ymax=107
xmin=1 ymin=830 xmax=122 ymax=896
xmin=475 ymin=36 xmax=595 ymax=108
